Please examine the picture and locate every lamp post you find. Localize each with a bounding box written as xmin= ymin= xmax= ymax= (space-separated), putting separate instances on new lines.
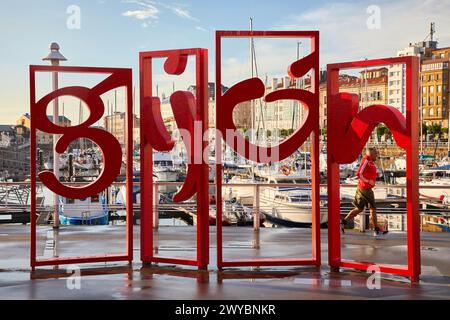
xmin=42 ymin=42 xmax=67 ymax=229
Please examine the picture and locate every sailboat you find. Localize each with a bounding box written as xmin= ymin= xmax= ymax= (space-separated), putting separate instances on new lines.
xmin=58 ymin=100 xmax=109 ymax=225
xmin=227 ymin=20 xmax=328 ymax=227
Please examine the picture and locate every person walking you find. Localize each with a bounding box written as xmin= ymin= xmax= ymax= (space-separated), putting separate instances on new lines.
xmin=341 ymin=148 xmax=388 ymax=237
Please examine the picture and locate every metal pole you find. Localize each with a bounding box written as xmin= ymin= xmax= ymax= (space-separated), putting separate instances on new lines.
xmin=52 ymin=62 xmax=60 ymax=228
xmin=253 ymin=184 xmax=260 ymax=230
xmin=252 ymin=185 xmax=260 ymax=249
xmin=154 ymin=184 xmax=159 ymax=229
xmin=250 ymin=18 xmax=255 ymax=144
xmin=420 ymin=71 xmax=424 ymax=156
xmin=447 ymin=97 xmax=450 ymax=157
xmin=43 ymin=43 xmax=66 ymax=229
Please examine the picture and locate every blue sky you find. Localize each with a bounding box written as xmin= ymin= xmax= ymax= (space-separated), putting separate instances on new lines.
xmin=0 ymin=0 xmax=449 ymax=124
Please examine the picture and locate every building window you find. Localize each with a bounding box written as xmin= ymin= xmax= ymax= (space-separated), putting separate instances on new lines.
xmin=437 ymin=108 xmax=442 ymax=116
xmin=429 ymin=108 xmax=434 ymax=117
xmin=437 ymin=96 xmax=442 ymax=105
xmin=422 ymin=108 xmax=426 ymax=116
xmin=429 ymin=86 xmax=434 ymax=93
xmin=422 ymin=86 xmax=427 ymax=93
xmin=429 ymin=96 xmax=434 ymax=105
xmin=437 ymin=85 xmax=442 ymax=93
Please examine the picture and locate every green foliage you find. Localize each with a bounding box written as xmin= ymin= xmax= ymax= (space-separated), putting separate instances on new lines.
xmin=376 ymin=125 xmax=392 ymax=139
xmin=428 ymin=123 xmax=442 ymax=136
xmin=421 ymin=123 xmax=428 ymax=136
xmin=279 ymin=129 xmax=289 ymax=137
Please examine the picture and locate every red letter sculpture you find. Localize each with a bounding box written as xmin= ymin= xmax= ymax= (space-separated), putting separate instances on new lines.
xmin=140 ymin=48 xmax=209 ymax=269
xmin=215 ymin=30 xmax=321 ymax=268
xmin=327 ymin=57 xmax=420 ymax=281
xmin=29 ymin=65 xmax=134 ymax=269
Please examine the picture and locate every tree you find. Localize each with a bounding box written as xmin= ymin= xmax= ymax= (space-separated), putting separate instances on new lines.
xmin=421 ymin=123 xmax=428 ymax=137
xmin=376 ymin=125 xmax=386 ymax=138
xmin=429 ymin=123 xmax=442 ymax=136
xmin=279 ymin=129 xmax=289 ymax=138
xmin=428 ymin=123 xmax=443 ymax=141
xmin=376 ymin=125 xmax=392 ymax=140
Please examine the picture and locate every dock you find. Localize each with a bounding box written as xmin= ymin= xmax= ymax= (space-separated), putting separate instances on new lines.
xmin=0 ymin=225 xmax=448 ymax=299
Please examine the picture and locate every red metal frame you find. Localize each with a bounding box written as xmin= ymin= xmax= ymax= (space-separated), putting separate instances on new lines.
xmin=215 ymin=30 xmax=321 ymax=269
xmin=326 ymin=56 xmax=420 ymax=281
xmin=29 ymin=65 xmax=134 ymax=269
xmin=139 ymin=48 xmax=209 ymax=269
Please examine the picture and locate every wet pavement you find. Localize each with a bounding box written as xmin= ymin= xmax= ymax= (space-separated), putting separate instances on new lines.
xmin=0 ymin=225 xmax=449 ymax=299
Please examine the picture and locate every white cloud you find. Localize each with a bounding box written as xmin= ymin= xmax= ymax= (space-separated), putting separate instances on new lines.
xmin=122 ymin=9 xmax=158 ymax=20
xmin=273 ymin=0 xmax=450 ymax=66
xmin=195 ymin=26 xmax=207 ymax=32
xmin=122 ymin=0 xmax=159 ymax=24
xmin=172 ymin=6 xmax=195 ymax=20
xmin=218 ymin=0 xmax=450 ymax=88
xmin=122 ymin=0 xmax=197 ymax=27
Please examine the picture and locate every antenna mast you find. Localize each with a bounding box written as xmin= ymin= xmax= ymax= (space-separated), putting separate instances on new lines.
xmin=430 ymin=22 xmax=435 ymax=42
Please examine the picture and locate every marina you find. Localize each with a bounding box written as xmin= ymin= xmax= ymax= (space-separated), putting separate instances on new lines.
xmin=1 ymin=180 xmax=450 ymax=231
xmin=0 ymin=0 xmax=449 ymax=306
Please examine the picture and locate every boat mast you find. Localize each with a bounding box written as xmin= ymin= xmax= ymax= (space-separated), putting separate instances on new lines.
xmin=79 ymin=100 xmax=84 ymax=151
xmin=292 ymin=41 xmax=301 ymax=130
xmin=250 ymin=18 xmax=255 ymax=145
xmin=249 ymin=17 xmax=255 ymax=179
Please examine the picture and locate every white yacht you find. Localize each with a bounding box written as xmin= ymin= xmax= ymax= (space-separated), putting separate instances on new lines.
xmin=58 ymin=193 xmax=109 ymax=225
xmin=153 ymin=152 xmax=179 ymax=182
xmin=258 ymin=175 xmax=328 ymax=227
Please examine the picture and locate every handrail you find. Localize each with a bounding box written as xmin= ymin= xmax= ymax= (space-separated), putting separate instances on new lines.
xmin=0 ymin=181 xmax=448 ymax=189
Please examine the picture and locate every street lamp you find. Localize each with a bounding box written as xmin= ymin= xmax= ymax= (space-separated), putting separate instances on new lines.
xmin=43 ymin=42 xmax=67 ymax=229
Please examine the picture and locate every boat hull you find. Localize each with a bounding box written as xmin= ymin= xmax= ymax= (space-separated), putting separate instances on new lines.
xmin=59 ymin=213 xmax=109 ymax=225
xmin=263 ymin=212 xmax=327 ymax=228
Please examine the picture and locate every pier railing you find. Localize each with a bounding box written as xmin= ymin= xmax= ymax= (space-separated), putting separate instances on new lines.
xmin=0 ymin=181 xmax=448 ymax=231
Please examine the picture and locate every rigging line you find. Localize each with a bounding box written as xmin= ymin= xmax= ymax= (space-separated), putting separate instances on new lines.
xmin=292 ymin=42 xmax=301 ymax=131
xmin=291 ymin=77 xmax=298 ymax=130
xmin=251 ymin=39 xmax=266 ymax=141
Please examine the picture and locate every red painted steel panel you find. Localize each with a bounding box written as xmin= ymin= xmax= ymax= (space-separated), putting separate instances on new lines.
xmin=326 ymin=56 xmax=420 ymax=282
xmin=29 ymin=65 xmax=134 ymax=269
xmin=139 ymin=48 xmax=209 ymax=269
xmin=215 ymin=30 xmax=321 ymax=269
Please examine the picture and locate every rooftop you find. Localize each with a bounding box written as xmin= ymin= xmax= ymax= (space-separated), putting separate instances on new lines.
xmin=19 ymin=113 xmax=71 ymax=123
xmin=0 ymin=125 xmax=13 ymax=132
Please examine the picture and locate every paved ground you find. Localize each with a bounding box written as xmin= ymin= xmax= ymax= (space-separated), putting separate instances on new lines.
xmin=0 ymin=225 xmax=449 ymax=299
